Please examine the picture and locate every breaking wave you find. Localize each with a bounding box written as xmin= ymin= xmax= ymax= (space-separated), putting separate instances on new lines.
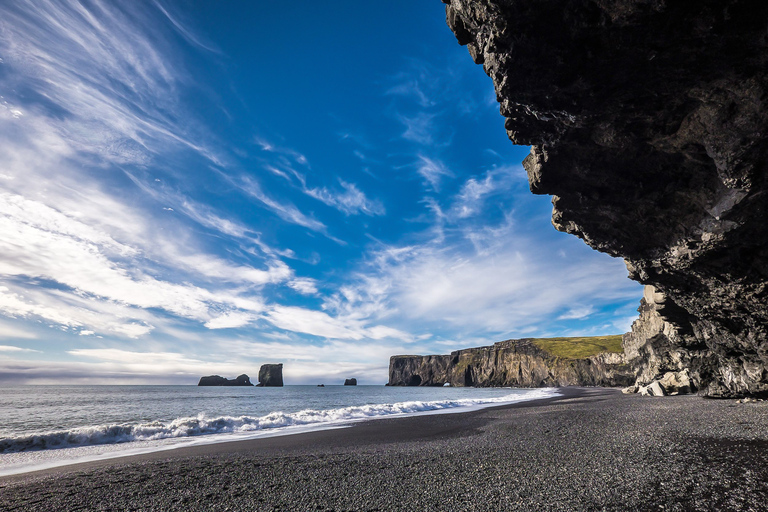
xmin=0 ymin=388 xmax=556 ymax=453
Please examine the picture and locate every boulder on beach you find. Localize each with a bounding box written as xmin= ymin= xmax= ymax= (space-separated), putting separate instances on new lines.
xmin=198 ymin=374 xmax=253 ymax=386
xmin=257 ymin=364 xmax=284 ymax=387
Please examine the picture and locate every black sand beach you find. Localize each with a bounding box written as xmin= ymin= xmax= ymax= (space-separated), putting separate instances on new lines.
xmin=2 ymin=388 xmax=768 ymax=511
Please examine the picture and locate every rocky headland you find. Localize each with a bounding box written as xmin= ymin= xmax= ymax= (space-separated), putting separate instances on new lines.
xmin=443 ymin=0 xmax=768 ymax=397
xmin=389 ymin=337 xmax=635 ymax=389
xmin=197 ymin=374 xmax=253 ymax=386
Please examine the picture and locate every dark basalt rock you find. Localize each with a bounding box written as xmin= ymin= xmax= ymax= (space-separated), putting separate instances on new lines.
xmin=343 ymin=378 xmax=357 ymax=386
xmin=257 ymin=364 xmax=283 ymax=387
xmin=198 ymin=374 xmax=253 ymax=386
xmin=444 ymin=0 xmax=768 ymax=397
xmin=388 ymin=339 xmax=634 ymax=388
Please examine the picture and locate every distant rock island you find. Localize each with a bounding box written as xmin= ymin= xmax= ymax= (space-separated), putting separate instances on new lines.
xmin=257 ymin=363 xmax=283 ymax=387
xmin=343 ymin=378 xmax=357 ymax=386
xmin=198 ymin=374 xmax=253 ymax=386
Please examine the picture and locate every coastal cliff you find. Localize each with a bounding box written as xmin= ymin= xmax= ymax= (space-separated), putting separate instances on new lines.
xmin=389 ymin=338 xmax=634 ymax=388
xmin=444 ymin=0 xmax=768 ymax=397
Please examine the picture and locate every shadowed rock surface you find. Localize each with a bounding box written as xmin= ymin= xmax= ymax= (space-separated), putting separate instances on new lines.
xmin=257 ymin=364 xmax=283 ymax=387
xmin=197 ymin=374 xmax=253 ymax=386
xmin=389 ymin=338 xmax=634 ymax=387
xmin=444 ymin=0 xmax=768 ymax=397
xmin=344 ymin=378 xmax=357 ymax=386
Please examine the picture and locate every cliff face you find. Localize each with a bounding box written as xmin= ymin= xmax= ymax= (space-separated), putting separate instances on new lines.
xmin=389 ymin=339 xmax=634 ymax=388
xmin=444 ymin=0 xmax=768 ymax=397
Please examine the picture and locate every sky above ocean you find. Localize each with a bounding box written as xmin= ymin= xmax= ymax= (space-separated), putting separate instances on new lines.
xmin=0 ymin=0 xmax=643 ymax=384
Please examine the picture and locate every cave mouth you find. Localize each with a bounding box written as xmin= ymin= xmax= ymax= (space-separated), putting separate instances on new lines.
xmin=407 ymin=375 xmax=422 ymax=386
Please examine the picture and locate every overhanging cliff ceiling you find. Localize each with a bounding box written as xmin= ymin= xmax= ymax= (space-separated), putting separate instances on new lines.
xmin=443 ymin=0 xmax=768 ymax=396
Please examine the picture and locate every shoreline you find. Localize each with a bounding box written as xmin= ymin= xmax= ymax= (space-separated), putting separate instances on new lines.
xmin=0 ymin=386 xmax=559 ymax=479
xmin=0 ymin=386 xmax=572 ymax=482
xmin=3 ymin=387 xmax=768 ymax=510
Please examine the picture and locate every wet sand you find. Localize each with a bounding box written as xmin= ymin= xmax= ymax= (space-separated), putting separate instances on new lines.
xmin=2 ymin=387 xmax=768 ymax=511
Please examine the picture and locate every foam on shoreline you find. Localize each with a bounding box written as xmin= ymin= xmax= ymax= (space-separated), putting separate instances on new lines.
xmin=0 ymin=388 xmax=559 ymax=476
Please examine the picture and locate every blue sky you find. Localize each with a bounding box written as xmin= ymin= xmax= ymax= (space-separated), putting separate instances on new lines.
xmin=0 ymin=0 xmax=643 ymax=384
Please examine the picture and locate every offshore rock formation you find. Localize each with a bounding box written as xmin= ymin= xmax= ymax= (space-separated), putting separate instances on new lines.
xmin=343 ymin=378 xmax=357 ymax=386
xmin=388 ymin=339 xmax=634 ymax=388
xmin=444 ymin=0 xmax=768 ymax=397
xmin=198 ymin=374 xmax=253 ymax=386
xmin=257 ymin=364 xmax=284 ymax=387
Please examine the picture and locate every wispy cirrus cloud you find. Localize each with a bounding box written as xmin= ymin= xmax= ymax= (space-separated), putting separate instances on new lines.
xmin=415 ymin=155 xmax=454 ymax=192
xmin=254 ymin=135 xmax=384 ymax=218
xmin=399 ymin=112 xmax=438 ymax=146
xmin=0 ymin=1 xmax=277 ymax=339
xmin=237 ymin=176 xmax=328 ymax=233
xmin=324 ymin=207 xmax=642 ymax=348
xmin=265 ymin=305 xmax=413 ymax=342
xmin=305 ymin=180 xmax=385 ymax=216
xmin=0 ymin=0 xmax=224 ymax=167
xmin=448 ymin=166 xmax=518 ymax=220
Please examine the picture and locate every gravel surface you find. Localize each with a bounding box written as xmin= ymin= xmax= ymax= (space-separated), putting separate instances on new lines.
xmin=2 ymin=388 xmax=768 ymax=511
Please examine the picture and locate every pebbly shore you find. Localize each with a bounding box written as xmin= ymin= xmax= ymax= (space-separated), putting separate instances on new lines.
xmin=2 ymin=388 xmax=768 ymax=511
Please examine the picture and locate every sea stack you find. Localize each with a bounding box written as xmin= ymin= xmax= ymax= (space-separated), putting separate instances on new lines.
xmin=343 ymin=378 xmax=357 ymax=386
xmin=257 ymin=364 xmax=284 ymax=387
xmin=198 ymin=374 xmax=253 ymax=386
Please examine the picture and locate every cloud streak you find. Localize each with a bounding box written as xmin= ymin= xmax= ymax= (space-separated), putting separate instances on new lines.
xmin=305 ymin=180 xmax=385 ymax=216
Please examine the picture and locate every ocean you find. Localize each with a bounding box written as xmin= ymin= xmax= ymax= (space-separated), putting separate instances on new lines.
xmin=0 ymin=385 xmax=558 ymax=476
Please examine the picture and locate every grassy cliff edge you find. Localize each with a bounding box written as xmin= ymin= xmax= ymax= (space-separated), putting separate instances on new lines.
xmin=529 ymin=335 xmax=624 ymax=360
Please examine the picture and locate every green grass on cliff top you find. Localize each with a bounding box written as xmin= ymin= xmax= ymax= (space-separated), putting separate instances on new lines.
xmin=530 ymin=335 xmax=623 ymax=359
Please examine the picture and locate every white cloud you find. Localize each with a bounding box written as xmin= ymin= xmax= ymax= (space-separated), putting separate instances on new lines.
xmin=0 ymin=0 xmax=225 ymax=166
xmin=288 ymin=278 xmax=319 ymax=295
xmin=305 ymin=180 xmax=385 ymax=216
xmin=0 ymin=2 xmax=296 ymax=339
xmin=0 ymin=345 xmax=40 ymax=353
xmin=254 ymin=136 xmax=309 ymax=167
xmin=449 ymin=167 xmax=515 ymax=219
xmin=204 ymin=312 xmax=259 ymax=330
xmin=415 ymin=155 xmax=453 ymax=192
xmin=326 ymin=217 xmax=642 ymax=340
xmin=558 ymin=306 xmax=596 ymax=320
xmin=237 ymin=176 xmax=327 ymax=232
xmin=0 ymin=320 xmax=37 ymax=339
xmin=265 ymin=305 xmax=412 ymax=342
xmin=400 ymin=112 xmax=437 ymax=146
xmin=386 ymin=80 xmax=434 ymax=108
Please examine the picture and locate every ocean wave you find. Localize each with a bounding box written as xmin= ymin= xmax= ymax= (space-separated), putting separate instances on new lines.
xmin=0 ymin=389 xmax=556 ymax=453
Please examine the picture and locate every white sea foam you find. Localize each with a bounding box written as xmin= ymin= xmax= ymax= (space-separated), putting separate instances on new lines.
xmin=0 ymin=388 xmax=557 ymax=454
